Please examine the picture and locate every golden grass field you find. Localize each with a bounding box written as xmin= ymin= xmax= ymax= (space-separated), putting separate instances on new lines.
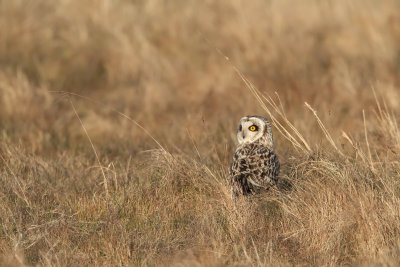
xmin=1 ymin=0 xmax=400 ymax=265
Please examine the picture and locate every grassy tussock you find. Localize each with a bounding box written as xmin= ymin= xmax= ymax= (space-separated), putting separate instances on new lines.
xmin=1 ymin=0 xmax=400 ymax=266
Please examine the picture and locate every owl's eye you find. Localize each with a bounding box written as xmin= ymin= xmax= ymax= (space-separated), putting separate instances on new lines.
xmin=249 ymin=125 xmax=258 ymax=131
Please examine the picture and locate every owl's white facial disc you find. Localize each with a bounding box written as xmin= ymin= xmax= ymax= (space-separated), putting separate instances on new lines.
xmin=237 ymin=116 xmax=265 ymax=145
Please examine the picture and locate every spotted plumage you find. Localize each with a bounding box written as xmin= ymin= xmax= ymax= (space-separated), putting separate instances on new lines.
xmin=229 ymin=115 xmax=280 ymax=196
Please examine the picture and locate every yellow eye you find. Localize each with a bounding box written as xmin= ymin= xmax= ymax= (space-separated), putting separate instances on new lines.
xmin=249 ymin=125 xmax=257 ymax=131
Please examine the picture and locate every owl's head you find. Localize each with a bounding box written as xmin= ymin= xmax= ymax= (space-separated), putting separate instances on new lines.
xmin=236 ymin=115 xmax=274 ymax=149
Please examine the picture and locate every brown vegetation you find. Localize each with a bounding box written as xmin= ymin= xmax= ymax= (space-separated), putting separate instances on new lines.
xmin=1 ymin=0 xmax=400 ymax=265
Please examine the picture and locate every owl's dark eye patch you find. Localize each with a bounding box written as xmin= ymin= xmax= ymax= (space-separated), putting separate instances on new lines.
xmin=239 ymin=124 xmax=242 ymax=131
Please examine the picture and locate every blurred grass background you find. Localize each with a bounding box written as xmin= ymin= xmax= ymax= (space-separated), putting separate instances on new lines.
xmin=1 ymin=0 xmax=400 ymax=265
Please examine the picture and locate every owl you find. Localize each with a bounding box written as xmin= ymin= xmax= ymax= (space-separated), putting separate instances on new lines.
xmin=229 ymin=115 xmax=280 ymax=196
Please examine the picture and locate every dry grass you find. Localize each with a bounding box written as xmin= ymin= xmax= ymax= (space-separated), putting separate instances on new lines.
xmin=1 ymin=0 xmax=400 ymax=265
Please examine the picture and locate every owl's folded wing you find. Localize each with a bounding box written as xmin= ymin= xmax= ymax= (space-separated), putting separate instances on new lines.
xmin=245 ymin=147 xmax=279 ymax=189
xmin=229 ymin=145 xmax=279 ymax=194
